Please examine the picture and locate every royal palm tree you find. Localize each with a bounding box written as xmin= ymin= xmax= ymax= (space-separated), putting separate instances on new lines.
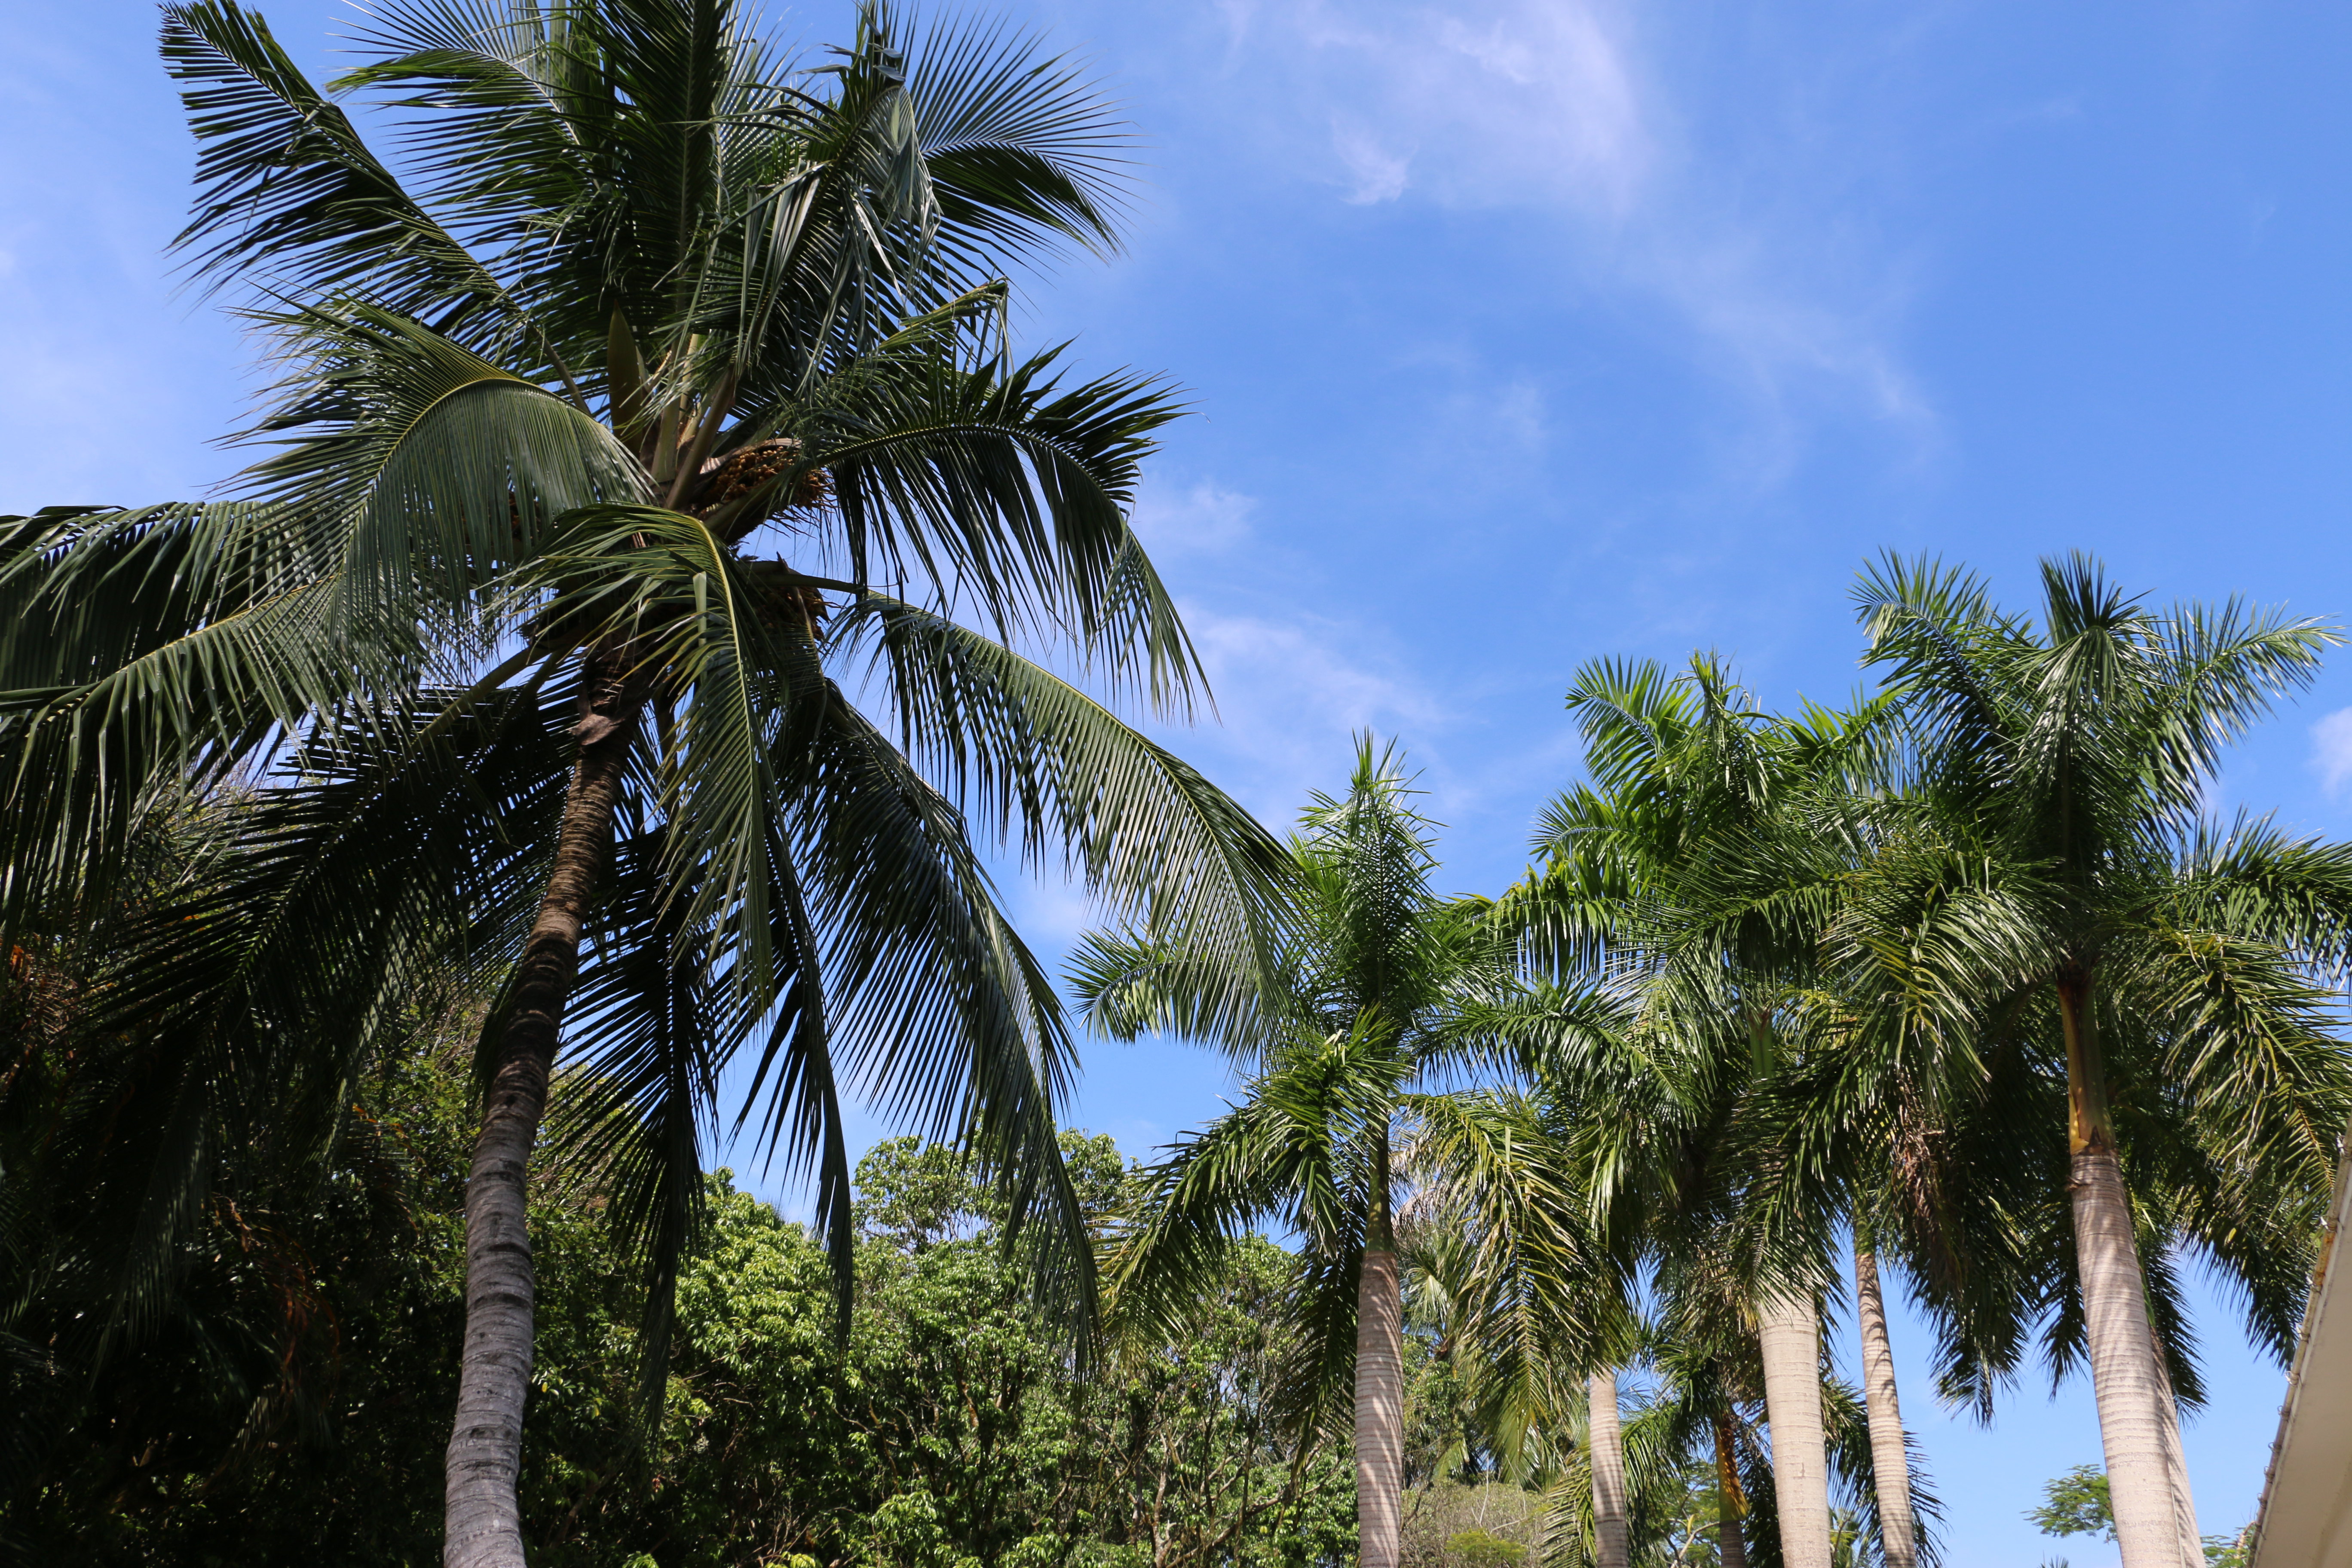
xmin=1465 ymin=980 xmax=1850 ymax=1568
xmin=1631 ymin=1268 xmax=1773 ymax=1568
xmin=1614 ymin=1269 xmax=1943 ymax=1568
xmin=1848 ymin=553 xmax=2352 ymax=1568
xmin=0 ymin=4 xmax=1289 ymax=1563
xmin=1078 ymin=741 xmax=1534 ymax=1568
xmin=1400 ymin=1072 xmax=1637 ymax=1568
xmin=1408 ymin=1130 xmax=1946 ymax=1568
xmin=1495 ymin=654 xmax=1905 ymax=1568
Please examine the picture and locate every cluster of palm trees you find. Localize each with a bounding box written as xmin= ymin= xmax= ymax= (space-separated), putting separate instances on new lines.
xmin=1081 ymin=564 xmax=2352 ymax=1568
xmin=3 ymin=3 xmax=2347 ymax=1568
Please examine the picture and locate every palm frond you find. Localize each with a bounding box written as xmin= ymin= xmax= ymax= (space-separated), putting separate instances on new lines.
xmin=906 ymin=9 xmax=1132 ymax=273
xmin=162 ymin=0 xmax=526 ymax=338
xmin=766 ymin=678 xmax=1098 ymax=1342
xmin=841 ymin=593 xmax=1287 ymax=1030
xmin=236 ymin=303 xmax=646 ymax=618
xmin=802 ymin=342 xmax=1184 ymax=663
xmin=0 ymin=503 xmax=431 ymax=940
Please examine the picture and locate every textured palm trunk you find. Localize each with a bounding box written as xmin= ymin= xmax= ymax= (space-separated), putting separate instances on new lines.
xmin=1712 ymin=1411 xmax=1750 ymax=1568
xmin=1853 ymin=1249 xmax=1917 ymax=1568
xmin=1758 ymin=1290 xmax=1832 ymax=1568
xmin=2059 ymin=974 xmax=2196 ymax=1568
xmin=444 ymin=658 xmax=643 ymax=1568
xmin=1355 ymin=1247 xmax=1403 ymax=1568
xmin=1588 ymin=1368 xmax=1630 ymax=1568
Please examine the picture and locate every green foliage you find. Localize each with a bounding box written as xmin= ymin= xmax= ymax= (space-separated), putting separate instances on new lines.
xmin=1444 ymin=1526 xmax=1529 ymax=1568
xmin=1840 ymin=554 xmax=2352 ymax=1405
xmin=2026 ymin=1464 xmax=2114 ymax=1541
xmin=1090 ymin=739 xmax=1543 ymax=1453
xmin=0 ymin=0 xmax=1294 ymax=1437
xmin=2 ymin=1035 xmax=1359 ymax=1567
xmin=6 ymin=1007 xmax=482 ymax=1564
xmin=2026 ymin=1489 xmax=2254 ymax=1568
xmin=2204 ymin=1528 xmax=2253 ymax=1568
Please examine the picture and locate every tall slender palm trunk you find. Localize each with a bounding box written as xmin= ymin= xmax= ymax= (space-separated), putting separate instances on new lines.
xmin=2151 ymin=1335 xmax=2206 ymax=1568
xmin=1355 ymin=1246 xmax=1403 ymax=1568
xmin=2059 ymin=974 xmax=2198 ymax=1568
xmin=1712 ymin=1411 xmax=1750 ymax=1568
xmin=444 ymin=658 xmax=644 ymax=1568
xmin=1357 ymin=1124 xmax=1403 ymax=1568
xmin=1587 ymin=1369 xmax=1629 ymax=1568
xmin=1853 ymin=1248 xmax=1917 ymax=1568
xmin=1758 ymin=1289 xmax=1832 ymax=1568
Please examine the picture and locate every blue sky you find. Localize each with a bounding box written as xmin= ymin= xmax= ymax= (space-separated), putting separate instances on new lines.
xmin=6 ymin=0 xmax=2349 ymax=1559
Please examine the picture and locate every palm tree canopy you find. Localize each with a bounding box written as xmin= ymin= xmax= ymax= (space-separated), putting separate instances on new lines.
xmin=0 ymin=0 xmax=1292 ymax=1380
xmin=1808 ymin=554 xmax=2352 ymax=1397
xmin=1084 ymin=741 xmax=1536 ymax=1435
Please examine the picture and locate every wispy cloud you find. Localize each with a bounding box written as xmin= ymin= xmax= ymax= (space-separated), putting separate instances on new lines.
xmin=1210 ymin=0 xmax=1932 ymax=452
xmin=1177 ymin=606 xmax=1445 ymax=817
xmin=1130 ymin=475 xmax=1259 ymax=554
xmin=1276 ymin=0 xmax=1648 ymax=214
xmin=2312 ymin=708 xmax=2352 ymax=796
xmin=1331 ymin=118 xmax=1413 ymax=205
xmin=1147 ymin=604 xmax=1581 ymax=876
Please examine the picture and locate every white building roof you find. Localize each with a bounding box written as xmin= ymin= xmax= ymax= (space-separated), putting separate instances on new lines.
xmin=2250 ymin=1120 xmax=2352 ymax=1568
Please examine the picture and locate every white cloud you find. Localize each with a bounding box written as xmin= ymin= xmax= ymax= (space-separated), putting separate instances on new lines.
xmin=1151 ymin=605 xmax=1590 ymax=891
xmin=1191 ymin=609 xmax=1438 ymax=729
xmin=1004 ymin=876 xmax=1098 ymax=949
xmin=1492 ymin=377 xmax=1546 ymax=453
xmin=1274 ymin=0 xmax=1648 ymax=214
xmin=2312 ymin=708 xmax=2352 ymax=796
xmin=1130 ymin=476 xmax=1259 ymax=554
xmin=1425 ymin=7 xmax=1648 ymax=211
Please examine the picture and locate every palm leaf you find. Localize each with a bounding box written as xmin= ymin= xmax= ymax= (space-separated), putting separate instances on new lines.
xmin=162 ymin=0 xmax=530 ymax=341
xmin=841 ymin=593 xmax=1286 ymax=1024
xmin=237 ymin=303 xmax=646 ymax=618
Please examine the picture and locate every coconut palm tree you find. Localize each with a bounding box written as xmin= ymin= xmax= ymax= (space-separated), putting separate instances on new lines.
xmin=0 ymin=4 xmax=1290 ymax=1563
xmin=1077 ymin=741 xmax=1539 ymax=1568
xmin=1847 ymin=553 xmax=2352 ymax=1568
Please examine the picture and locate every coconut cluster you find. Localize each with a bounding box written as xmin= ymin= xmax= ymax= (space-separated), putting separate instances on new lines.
xmin=699 ymin=437 xmax=830 ymax=520
xmin=738 ymin=558 xmax=831 ymax=637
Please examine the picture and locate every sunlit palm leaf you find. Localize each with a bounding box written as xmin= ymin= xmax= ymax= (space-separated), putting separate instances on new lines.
xmin=843 ymin=593 xmax=1284 ymax=1014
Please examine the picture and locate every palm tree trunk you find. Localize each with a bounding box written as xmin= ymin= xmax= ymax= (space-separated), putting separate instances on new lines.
xmin=1853 ymin=1248 xmax=1917 ymax=1568
xmin=2059 ymin=974 xmax=2195 ymax=1568
xmin=1758 ymin=1289 xmax=1832 ymax=1568
xmin=1712 ymin=1410 xmax=1750 ymax=1568
xmin=1588 ymin=1368 xmax=1630 ymax=1568
xmin=1356 ymin=1246 xmax=1403 ymax=1568
xmin=2150 ymin=1310 xmax=2205 ymax=1568
xmin=444 ymin=658 xmax=643 ymax=1568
